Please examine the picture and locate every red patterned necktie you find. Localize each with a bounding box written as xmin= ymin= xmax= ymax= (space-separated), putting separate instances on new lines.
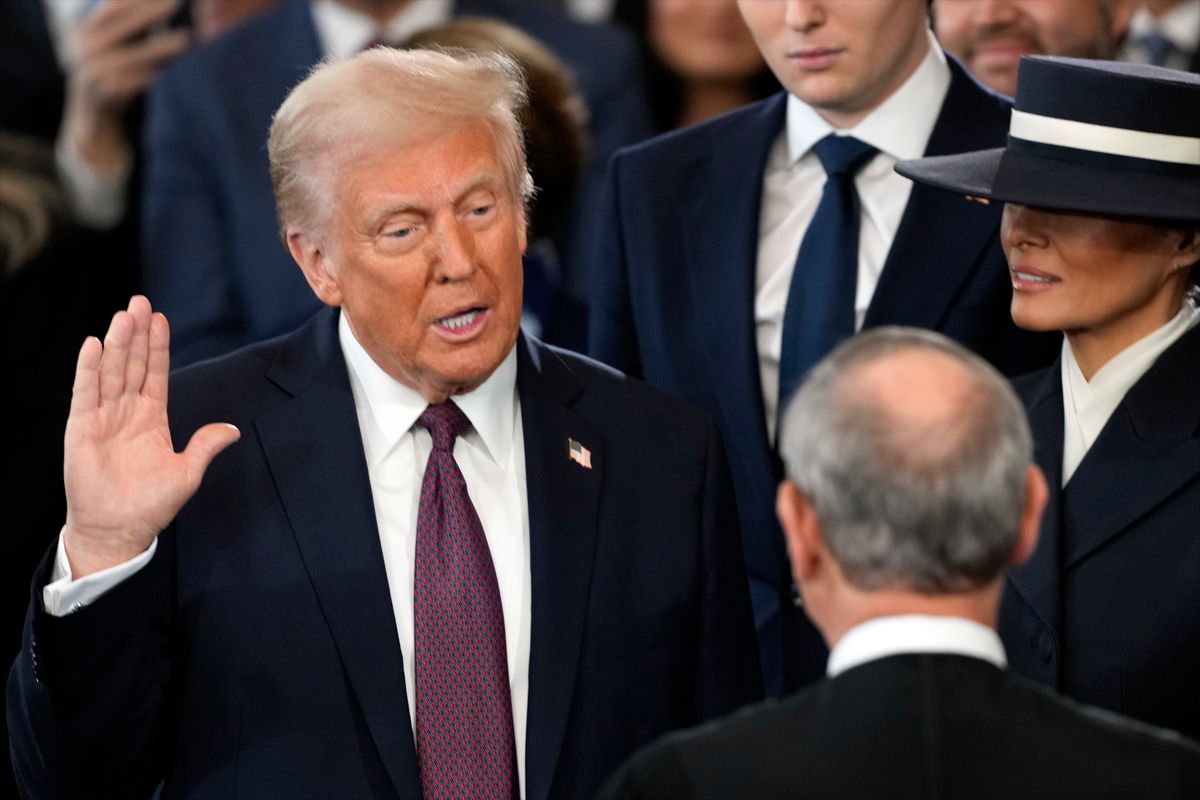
xmin=414 ymin=400 xmax=516 ymax=799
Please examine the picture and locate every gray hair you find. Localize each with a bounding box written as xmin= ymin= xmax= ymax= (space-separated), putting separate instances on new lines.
xmin=778 ymin=327 xmax=1033 ymax=594
xmin=267 ymin=47 xmax=534 ymax=241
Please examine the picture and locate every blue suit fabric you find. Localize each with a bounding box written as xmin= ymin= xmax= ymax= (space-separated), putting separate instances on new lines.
xmin=7 ymin=309 xmax=762 ymax=799
xmin=588 ymin=58 xmax=1060 ymax=695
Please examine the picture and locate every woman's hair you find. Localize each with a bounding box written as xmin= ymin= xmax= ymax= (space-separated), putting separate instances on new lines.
xmin=612 ymin=0 xmax=779 ymax=133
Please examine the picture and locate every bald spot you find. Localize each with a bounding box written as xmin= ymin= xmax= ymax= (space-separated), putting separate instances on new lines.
xmin=838 ymin=347 xmax=991 ymax=468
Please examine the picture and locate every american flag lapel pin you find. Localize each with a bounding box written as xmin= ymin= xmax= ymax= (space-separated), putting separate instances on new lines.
xmin=567 ymin=438 xmax=592 ymax=470
xmin=964 ymin=195 xmax=991 ymax=205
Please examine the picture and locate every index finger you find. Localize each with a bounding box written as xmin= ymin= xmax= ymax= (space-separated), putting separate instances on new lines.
xmin=143 ymin=312 xmax=171 ymax=404
xmin=69 ymin=336 xmax=103 ymax=419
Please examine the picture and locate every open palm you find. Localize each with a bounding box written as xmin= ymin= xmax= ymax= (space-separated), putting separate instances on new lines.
xmin=63 ymin=296 xmax=239 ymax=578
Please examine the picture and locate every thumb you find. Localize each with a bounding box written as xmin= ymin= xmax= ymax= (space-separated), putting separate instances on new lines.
xmin=181 ymin=423 xmax=241 ymax=481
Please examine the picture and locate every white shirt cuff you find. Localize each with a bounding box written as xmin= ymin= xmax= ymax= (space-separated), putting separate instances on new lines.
xmin=54 ymin=132 xmax=130 ymax=230
xmin=42 ymin=529 xmax=157 ymax=617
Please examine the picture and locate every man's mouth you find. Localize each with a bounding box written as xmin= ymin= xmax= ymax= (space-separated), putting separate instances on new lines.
xmin=433 ymin=307 xmax=488 ymax=339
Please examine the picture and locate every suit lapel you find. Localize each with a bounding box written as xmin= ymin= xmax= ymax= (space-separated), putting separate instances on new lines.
xmin=1009 ymin=365 xmax=1066 ymax=642
xmin=517 ymin=337 xmax=602 ymax=800
xmin=679 ymin=95 xmax=786 ymax=472
xmin=255 ymin=311 xmax=419 ymax=798
xmin=865 ymin=60 xmax=1009 ymax=329
xmin=1061 ymin=325 xmax=1200 ymax=567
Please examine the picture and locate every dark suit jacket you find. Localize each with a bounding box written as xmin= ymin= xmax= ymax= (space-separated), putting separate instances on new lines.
xmin=1001 ymin=323 xmax=1200 ymax=741
xmin=599 ymin=653 xmax=1200 ymax=800
xmin=7 ymin=310 xmax=761 ymax=799
xmin=587 ymin=57 xmax=1059 ymax=696
xmin=140 ymin=0 xmax=651 ymax=366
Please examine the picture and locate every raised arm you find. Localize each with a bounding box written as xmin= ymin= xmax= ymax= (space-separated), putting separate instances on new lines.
xmin=63 ymin=295 xmax=239 ymax=577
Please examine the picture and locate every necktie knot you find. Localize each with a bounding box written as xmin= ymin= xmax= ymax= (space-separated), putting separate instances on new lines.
xmin=419 ymin=401 xmax=470 ymax=452
xmin=812 ymin=135 xmax=877 ymax=178
xmin=1140 ymin=32 xmax=1177 ymax=67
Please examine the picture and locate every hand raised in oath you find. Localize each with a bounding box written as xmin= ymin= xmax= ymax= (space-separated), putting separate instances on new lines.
xmin=63 ymin=296 xmax=239 ymax=578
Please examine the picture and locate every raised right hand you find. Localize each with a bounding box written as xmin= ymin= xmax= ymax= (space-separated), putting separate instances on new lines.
xmin=63 ymin=296 xmax=239 ymax=578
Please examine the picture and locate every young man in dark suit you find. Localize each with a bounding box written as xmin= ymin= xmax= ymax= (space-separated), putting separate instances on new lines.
xmin=588 ymin=0 xmax=1059 ymax=698
xmin=7 ymin=48 xmax=760 ymax=800
xmin=600 ymin=327 xmax=1200 ymax=800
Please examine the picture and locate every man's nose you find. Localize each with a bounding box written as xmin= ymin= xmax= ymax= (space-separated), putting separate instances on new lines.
xmin=783 ymin=0 xmax=825 ymax=32
xmin=432 ymin=216 xmax=477 ymax=282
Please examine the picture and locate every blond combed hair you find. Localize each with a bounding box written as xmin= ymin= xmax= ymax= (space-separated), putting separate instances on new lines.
xmin=268 ymin=47 xmax=533 ymax=241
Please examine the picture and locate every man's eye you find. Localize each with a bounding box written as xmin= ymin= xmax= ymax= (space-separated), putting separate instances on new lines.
xmin=470 ymin=204 xmax=493 ymax=217
xmin=387 ymin=226 xmax=416 ymax=239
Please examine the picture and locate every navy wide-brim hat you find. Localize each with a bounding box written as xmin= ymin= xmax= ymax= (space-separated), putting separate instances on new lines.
xmin=896 ymin=57 xmax=1200 ymax=223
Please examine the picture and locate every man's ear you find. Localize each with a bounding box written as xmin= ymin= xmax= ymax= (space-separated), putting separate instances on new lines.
xmin=1011 ymin=465 xmax=1048 ymax=567
xmin=777 ymin=481 xmax=823 ymax=583
xmin=287 ymin=228 xmax=342 ymax=307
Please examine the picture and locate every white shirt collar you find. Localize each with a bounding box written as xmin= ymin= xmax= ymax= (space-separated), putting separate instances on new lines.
xmin=1060 ymin=299 xmax=1200 ymax=485
xmin=827 ymin=614 xmax=1007 ymax=677
xmin=310 ymin=0 xmax=454 ymax=59
xmin=1128 ymin=0 xmax=1200 ymax=49
xmin=786 ymin=31 xmax=950 ymax=165
xmin=338 ymin=310 xmax=519 ymax=469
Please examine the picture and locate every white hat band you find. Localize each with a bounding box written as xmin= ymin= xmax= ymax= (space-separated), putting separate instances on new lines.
xmin=1009 ymin=109 xmax=1200 ymax=166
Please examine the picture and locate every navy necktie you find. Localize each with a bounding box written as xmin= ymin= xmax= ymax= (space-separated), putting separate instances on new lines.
xmin=778 ymin=135 xmax=877 ymax=418
xmin=1140 ymin=32 xmax=1177 ymax=67
xmin=413 ymin=401 xmax=516 ymax=799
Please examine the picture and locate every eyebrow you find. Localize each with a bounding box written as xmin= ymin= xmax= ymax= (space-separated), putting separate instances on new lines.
xmin=367 ymin=170 xmax=504 ymax=230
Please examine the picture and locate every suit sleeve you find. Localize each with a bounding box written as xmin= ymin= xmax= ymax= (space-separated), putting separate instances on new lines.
xmin=141 ymin=68 xmax=244 ymax=367
xmin=7 ymin=534 xmax=175 ymax=798
xmin=696 ymin=420 xmax=764 ymax=717
xmin=586 ymin=153 xmax=644 ymax=378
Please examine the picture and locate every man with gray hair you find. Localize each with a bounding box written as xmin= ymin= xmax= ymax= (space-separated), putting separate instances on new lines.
xmin=601 ymin=327 xmax=1200 ymax=800
xmin=7 ymin=47 xmax=760 ymax=800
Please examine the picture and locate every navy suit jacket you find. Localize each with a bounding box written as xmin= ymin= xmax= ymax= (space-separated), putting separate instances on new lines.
xmin=588 ymin=57 xmax=1060 ymax=695
xmin=141 ymin=0 xmax=651 ymax=366
xmin=7 ymin=310 xmax=761 ymax=799
xmin=1001 ymin=323 xmax=1200 ymax=741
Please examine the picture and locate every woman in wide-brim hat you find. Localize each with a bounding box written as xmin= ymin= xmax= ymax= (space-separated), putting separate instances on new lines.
xmin=897 ymin=55 xmax=1200 ymax=741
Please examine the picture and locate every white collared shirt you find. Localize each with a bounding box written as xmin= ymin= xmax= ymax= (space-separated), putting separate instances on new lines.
xmin=310 ymin=0 xmax=453 ymax=58
xmin=43 ymin=312 xmax=534 ymax=797
xmin=827 ymin=614 xmax=1007 ymax=678
xmin=1120 ymin=0 xmax=1200 ymax=72
xmin=339 ymin=312 xmax=532 ymax=797
xmin=1061 ymin=300 xmax=1200 ymax=486
xmin=756 ymin=32 xmax=951 ymax=442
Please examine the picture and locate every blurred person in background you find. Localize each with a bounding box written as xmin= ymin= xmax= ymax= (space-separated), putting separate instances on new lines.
xmin=1120 ymin=0 xmax=1200 ymax=71
xmin=403 ymin=16 xmax=591 ymax=347
xmin=612 ymin=0 xmax=779 ymax=133
xmin=934 ymin=0 xmax=1135 ymax=97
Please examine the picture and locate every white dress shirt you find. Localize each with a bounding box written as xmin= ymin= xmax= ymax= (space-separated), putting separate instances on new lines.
xmin=1061 ymin=300 xmax=1200 ymax=486
xmin=1120 ymin=0 xmax=1200 ymax=72
xmin=43 ymin=312 xmax=534 ymax=797
xmin=310 ymin=0 xmax=452 ymax=57
xmin=755 ymin=31 xmax=950 ymax=441
xmin=827 ymin=614 xmax=1007 ymax=677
